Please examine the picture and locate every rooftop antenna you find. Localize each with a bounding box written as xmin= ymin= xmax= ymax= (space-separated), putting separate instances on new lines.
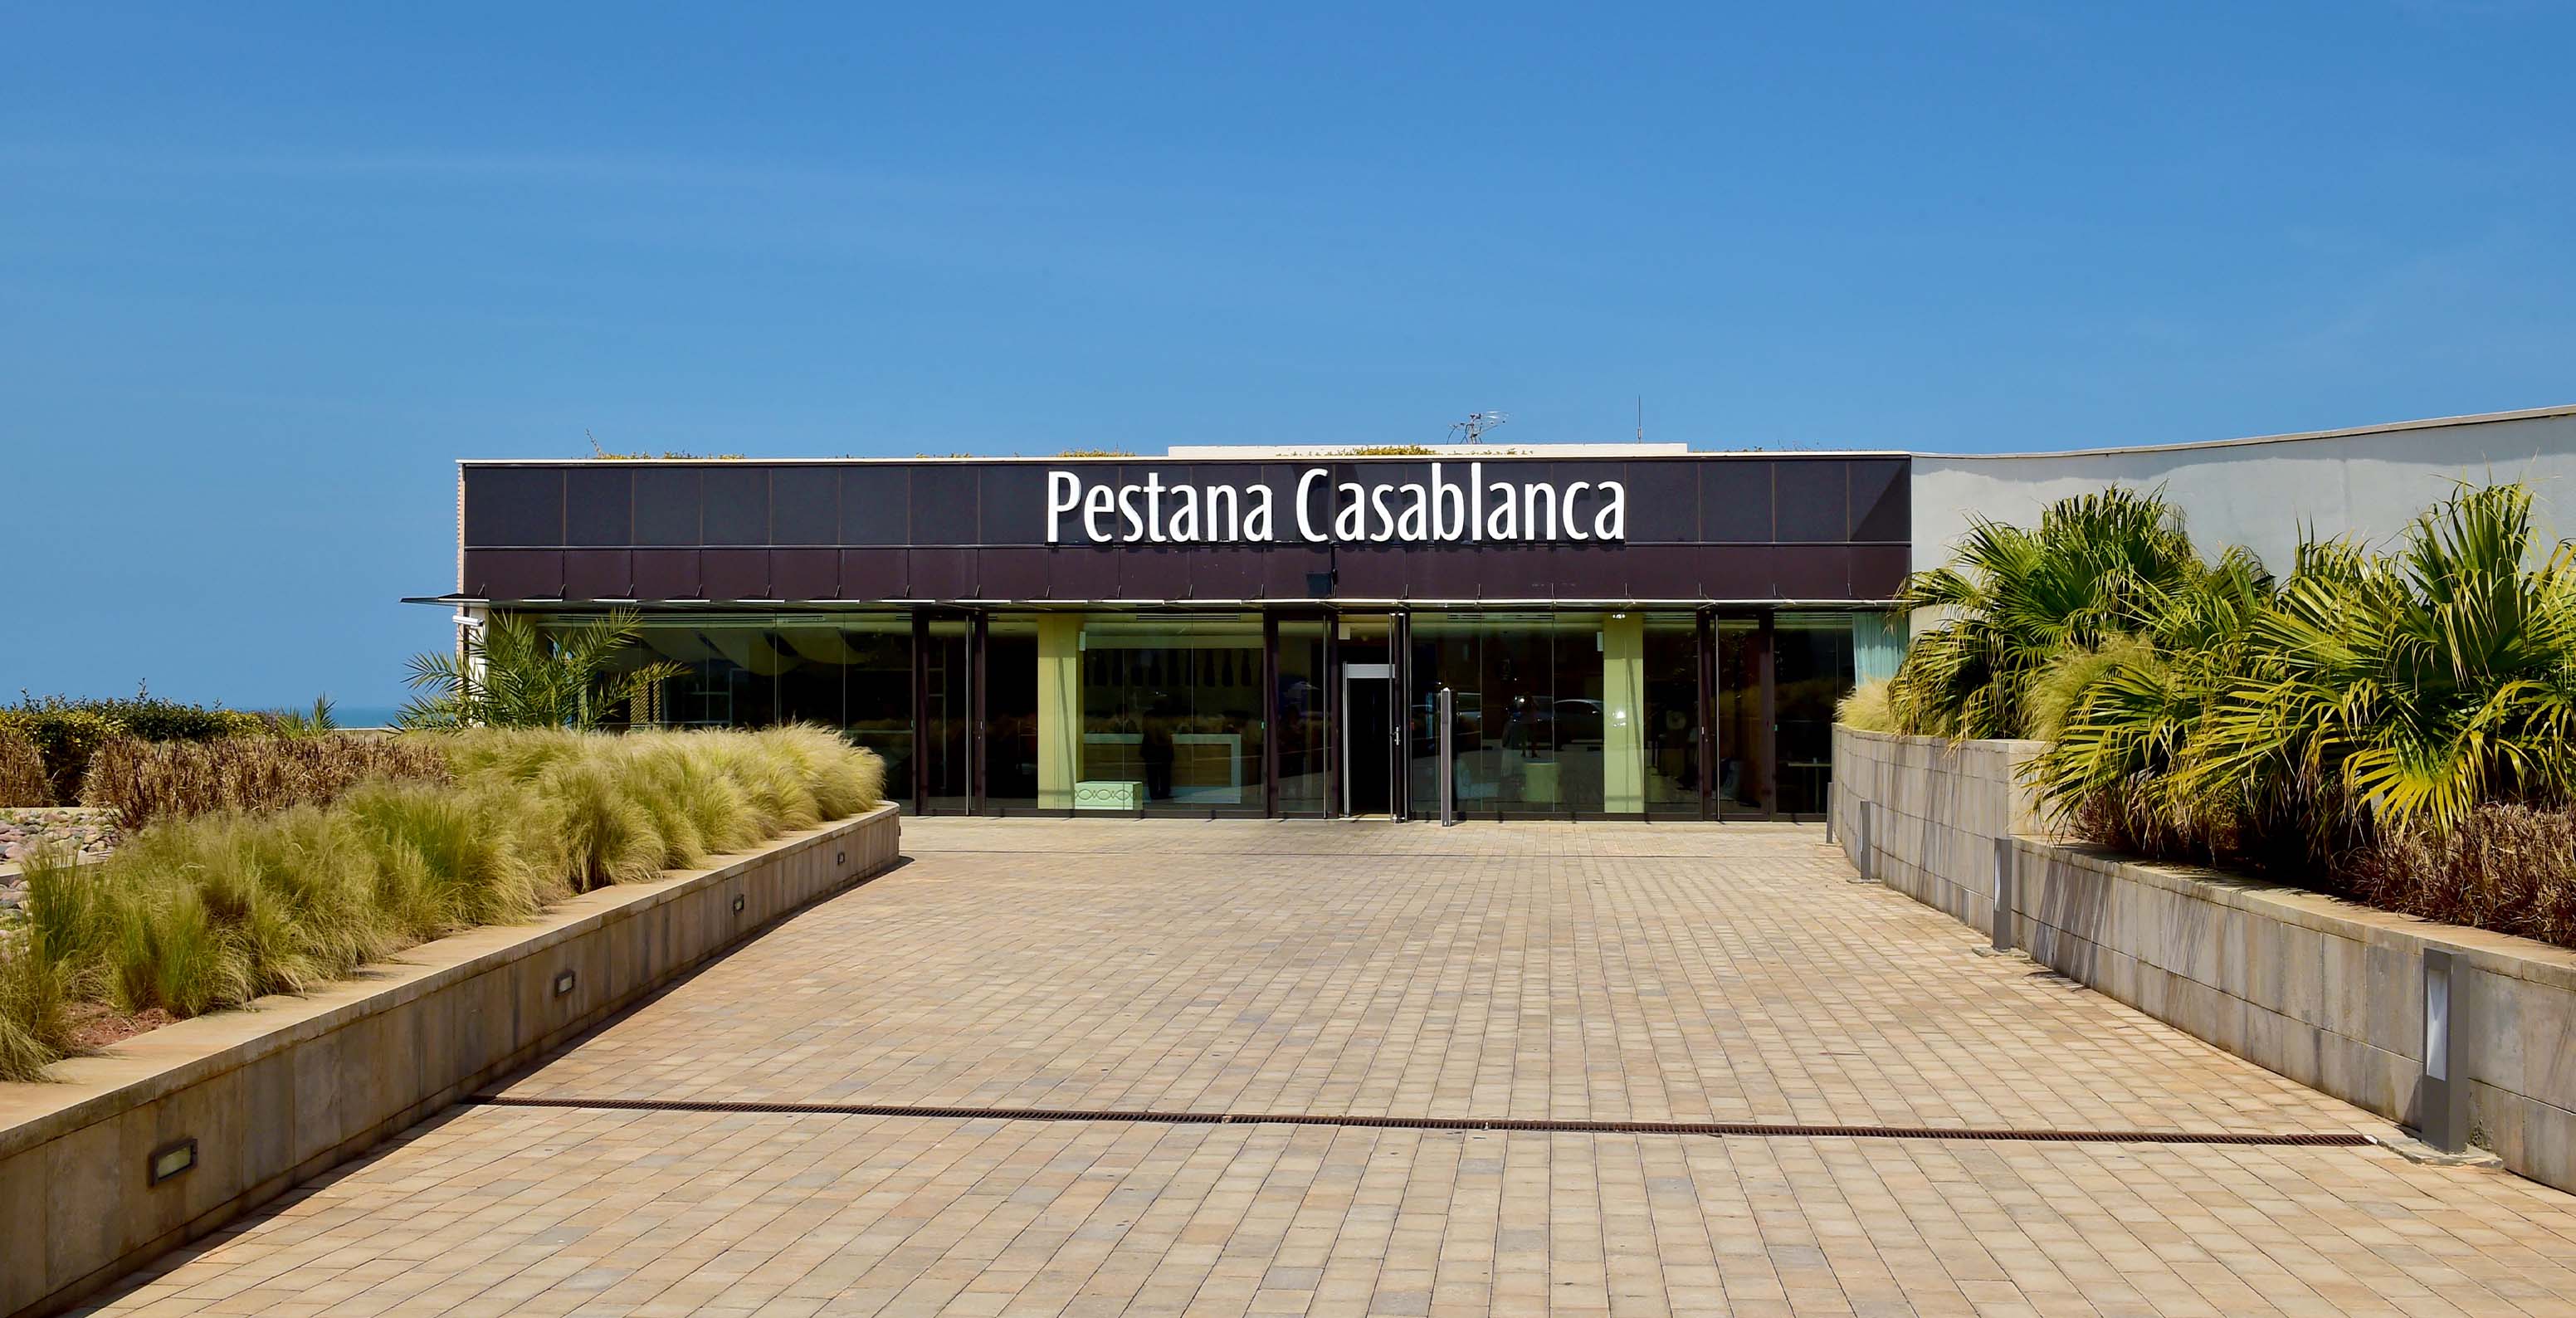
xmin=1448 ymin=411 xmax=1509 ymax=444
xmin=1636 ymin=397 xmax=1643 ymax=442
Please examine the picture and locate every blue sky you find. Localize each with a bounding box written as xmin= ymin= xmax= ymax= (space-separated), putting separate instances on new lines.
xmin=5 ymin=2 xmax=2572 ymax=710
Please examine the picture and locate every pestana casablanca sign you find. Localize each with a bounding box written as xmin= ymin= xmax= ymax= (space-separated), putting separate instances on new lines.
xmin=1046 ymin=462 xmax=1627 ymax=545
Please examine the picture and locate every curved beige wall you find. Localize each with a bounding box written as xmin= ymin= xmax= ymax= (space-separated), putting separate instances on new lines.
xmin=1912 ymin=406 xmax=2576 ymax=575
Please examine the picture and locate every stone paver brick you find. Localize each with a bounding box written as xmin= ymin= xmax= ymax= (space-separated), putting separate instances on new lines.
xmin=75 ymin=819 xmax=2576 ymax=1316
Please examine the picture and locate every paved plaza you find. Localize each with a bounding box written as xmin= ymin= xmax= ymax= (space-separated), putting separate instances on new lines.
xmin=85 ymin=820 xmax=2576 ymax=1316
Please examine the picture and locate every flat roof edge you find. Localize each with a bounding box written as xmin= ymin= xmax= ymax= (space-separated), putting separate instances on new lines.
xmin=451 ymin=450 xmax=1915 ymax=466
xmin=1915 ymin=403 xmax=2576 ymax=462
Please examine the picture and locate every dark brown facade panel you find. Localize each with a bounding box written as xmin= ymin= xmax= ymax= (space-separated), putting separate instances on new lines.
xmin=1698 ymin=545 xmax=1777 ymax=598
xmin=1622 ymin=461 xmax=1700 ymax=541
xmin=634 ymin=469 xmax=702 ymax=546
xmin=632 ymin=549 xmax=702 ymax=600
xmin=908 ymin=468 xmax=978 ymax=544
xmin=974 ymin=548 xmax=1049 ymax=600
xmin=563 ymin=549 xmax=633 ymax=600
xmin=772 ymin=472 xmax=839 ymax=545
xmin=465 ymin=549 xmax=564 ymax=600
xmin=702 ymin=549 xmax=771 ymax=601
xmin=977 ymin=466 xmax=1047 ymax=543
xmin=908 ymin=549 xmax=973 ymax=599
xmin=1399 ymin=545 xmax=1488 ymax=599
xmin=1612 ymin=544 xmax=1705 ymax=599
xmin=1850 ymin=459 xmax=1910 ymax=543
xmin=702 ymin=467 xmax=771 ymax=546
xmin=840 ymin=469 xmax=909 ymax=545
xmin=1044 ymin=548 xmax=1121 ymax=599
xmin=1851 ymin=544 xmax=1910 ymax=600
xmin=1700 ymin=461 xmax=1773 ymax=543
xmin=1774 ymin=545 xmax=1855 ymax=599
xmin=461 ymin=468 xmax=563 ymax=548
xmin=1260 ymin=545 xmax=1335 ymax=599
xmin=839 ymin=549 xmax=907 ymax=598
xmin=565 ymin=468 xmax=632 ymax=546
xmin=773 ymin=548 xmax=839 ymax=599
xmin=459 ymin=455 xmax=1912 ymax=600
xmin=1331 ymin=545 xmax=1410 ymax=598
xmin=1773 ymin=461 xmax=1848 ymax=543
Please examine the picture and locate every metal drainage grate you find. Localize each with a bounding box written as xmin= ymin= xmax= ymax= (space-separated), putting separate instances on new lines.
xmin=461 ymin=1095 xmax=2370 ymax=1148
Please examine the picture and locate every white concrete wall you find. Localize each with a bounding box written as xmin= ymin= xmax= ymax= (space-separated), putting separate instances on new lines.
xmin=1912 ymin=405 xmax=2576 ymax=578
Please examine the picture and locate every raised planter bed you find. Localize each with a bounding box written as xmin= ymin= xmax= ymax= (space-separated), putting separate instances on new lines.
xmin=1833 ymin=725 xmax=2576 ymax=1195
xmin=0 ymin=803 xmax=900 ymax=1318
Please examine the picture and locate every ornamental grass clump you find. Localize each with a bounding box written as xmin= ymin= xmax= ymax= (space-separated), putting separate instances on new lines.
xmin=0 ymin=725 xmax=883 ymax=1081
xmin=0 ymin=725 xmax=47 ymax=807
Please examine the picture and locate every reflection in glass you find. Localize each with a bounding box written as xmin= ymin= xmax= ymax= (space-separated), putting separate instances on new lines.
xmin=1275 ymin=620 xmax=1330 ymax=814
xmin=983 ymin=617 xmax=1039 ymax=810
xmin=1641 ymin=615 xmax=1701 ymax=815
xmin=1407 ymin=613 xmax=1606 ymax=816
xmin=1079 ymin=613 xmax=1264 ymax=814
xmin=920 ymin=618 xmax=971 ymax=813
xmin=839 ymin=618 xmax=915 ymax=808
xmin=1773 ymin=613 xmax=1855 ymax=818
xmin=1717 ymin=618 xmax=1766 ymax=815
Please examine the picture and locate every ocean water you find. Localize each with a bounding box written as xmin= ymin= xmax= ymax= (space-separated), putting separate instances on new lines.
xmin=329 ymin=705 xmax=406 ymax=729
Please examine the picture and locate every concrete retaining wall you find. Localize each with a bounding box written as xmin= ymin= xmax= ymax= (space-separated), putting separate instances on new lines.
xmin=0 ymin=804 xmax=901 ymax=1318
xmin=1834 ymin=726 xmax=2576 ymax=1194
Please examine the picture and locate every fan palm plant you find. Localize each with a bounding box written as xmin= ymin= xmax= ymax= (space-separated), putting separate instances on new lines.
xmin=2185 ymin=482 xmax=2576 ymax=842
xmin=399 ymin=610 xmax=683 ymax=730
xmin=1886 ymin=486 xmax=2224 ymax=740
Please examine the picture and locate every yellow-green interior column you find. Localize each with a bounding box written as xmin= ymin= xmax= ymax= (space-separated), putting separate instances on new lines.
xmin=1037 ymin=614 xmax=1083 ymax=810
xmin=1601 ymin=613 xmax=1647 ymax=814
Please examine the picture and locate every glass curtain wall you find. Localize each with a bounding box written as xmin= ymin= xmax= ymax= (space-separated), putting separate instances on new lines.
xmin=1773 ymin=613 xmax=1855 ymax=818
xmin=1407 ymin=612 xmax=1607 ymax=817
xmin=920 ymin=618 xmax=972 ymax=813
xmin=983 ymin=617 xmax=1040 ymax=811
xmin=842 ymin=618 xmax=916 ymax=808
xmin=1715 ymin=618 xmax=1768 ymax=816
xmin=1275 ymin=619 xmax=1330 ymax=815
xmin=1640 ymin=614 xmax=1702 ymax=816
xmin=1077 ymin=613 xmax=1265 ymax=815
xmin=593 ymin=613 xmax=916 ymax=807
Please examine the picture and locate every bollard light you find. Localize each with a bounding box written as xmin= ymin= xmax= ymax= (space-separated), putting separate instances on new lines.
xmin=2421 ymin=949 xmax=2469 ymax=1151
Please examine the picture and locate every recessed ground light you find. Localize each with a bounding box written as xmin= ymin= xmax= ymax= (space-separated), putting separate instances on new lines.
xmin=149 ymin=1137 xmax=197 ymax=1185
xmin=732 ymin=893 xmax=746 ymax=914
xmin=553 ymin=969 xmax=577 ymax=998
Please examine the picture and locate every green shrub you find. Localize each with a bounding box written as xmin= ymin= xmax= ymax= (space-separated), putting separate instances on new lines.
xmin=0 ymin=724 xmax=48 ymax=807
xmin=78 ymin=735 xmax=451 ymax=827
xmin=2 ymin=691 xmax=270 ymax=803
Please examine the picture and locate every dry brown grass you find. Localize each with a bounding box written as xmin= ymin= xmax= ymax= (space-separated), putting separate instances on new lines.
xmin=2344 ymin=805 xmax=2576 ymax=951
xmin=0 ymin=725 xmax=47 ymax=807
xmin=78 ymin=735 xmax=451 ymax=827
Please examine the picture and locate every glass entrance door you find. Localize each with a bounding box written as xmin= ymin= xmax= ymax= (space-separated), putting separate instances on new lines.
xmin=1341 ymin=664 xmax=1395 ymax=816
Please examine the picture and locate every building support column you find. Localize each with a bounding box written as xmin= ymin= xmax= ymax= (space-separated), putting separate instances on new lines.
xmin=1602 ymin=612 xmax=1647 ymax=814
xmin=1036 ymin=615 xmax=1083 ymax=811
